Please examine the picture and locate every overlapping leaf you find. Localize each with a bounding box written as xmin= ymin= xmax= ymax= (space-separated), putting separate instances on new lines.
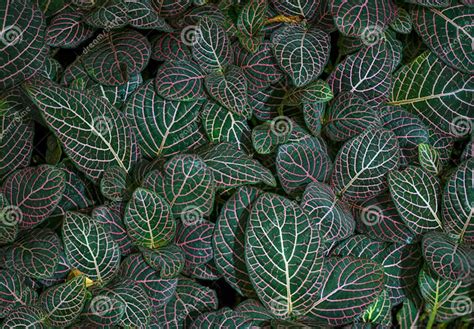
xmin=272 ymin=24 xmax=330 ymax=87
xmin=331 ymin=128 xmax=400 ymax=202
xmin=24 ymin=81 xmax=138 ymax=182
xmin=0 ymin=0 xmax=48 ymax=90
xmin=45 ymin=12 xmax=95 ymax=48
xmin=2 ymin=165 xmax=65 ymax=229
xmin=442 ymin=158 xmax=474 ymax=245
xmin=271 ymin=0 xmax=319 ymax=19
xmin=245 ymin=193 xmax=324 ymax=318
xmin=124 ymin=80 xmax=204 ymax=158
xmin=141 ymin=244 xmax=185 ymax=279
xmin=199 ymin=143 xmax=276 ymax=189
xmin=81 ymin=29 xmax=151 ymax=86
xmin=63 ymin=212 xmax=120 ymax=286
xmin=419 ymin=143 xmax=441 ymax=176
xmin=0 ymin=306 xmax=46 ymax=329
xmin=412 ymin=4 xmax=474 ymax=73
xmin=124 ymin=188 xmax=175 ymax=249
xmin=175 ymin=220 xmax=214 ymax=265
xmin=389 ymin=51 xmax=473 ymax=137
xmin=0 ymin=270 xmax=37 ymax=317
xmin=213 ymin=186 xmax=260 ymax=297
xmin=388 ymin=166 xmax=442 ymax=234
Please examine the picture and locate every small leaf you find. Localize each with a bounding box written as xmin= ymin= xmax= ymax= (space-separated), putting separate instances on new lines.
xmin=175 ymin=220 xmax=214 ymax=265
xmin=418 ymin=143 xmax=441 ymax=176
xmin=141 ymin=244 xmax=185 ymax=279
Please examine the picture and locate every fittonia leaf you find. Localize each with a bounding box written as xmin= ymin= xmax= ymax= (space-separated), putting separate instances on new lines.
xmin=1 ymin=1 xmax=472 ymax=328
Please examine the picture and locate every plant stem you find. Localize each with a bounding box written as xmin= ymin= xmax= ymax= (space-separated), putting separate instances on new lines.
xmin=266 ymin=15 xmax=301 ymax=25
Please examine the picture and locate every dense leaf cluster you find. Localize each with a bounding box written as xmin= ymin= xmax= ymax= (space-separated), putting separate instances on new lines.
xmin=0 ymin=0 xmax=473 ymax=328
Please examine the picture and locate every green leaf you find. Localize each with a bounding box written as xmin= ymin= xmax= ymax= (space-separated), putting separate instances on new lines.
xmin=389 ymin=7 xmax=412 ymax=34
xmin=155 ymin=60 xmax=206 ymax=101
xmin=127 ymin=0 xmax=173 ymax=31
xmin=397 ymin=294 xmax=423 ymax=329
xmin=301 ymin=181 xmax=355 ymax=246
xmin=0 ymin=0 xmax=47 ymax=90
xmin=176 ymin=220 xmax=214 ymax=265
xmin=361 ymin=289 xmax=392 ymax=326
xmin=272 ymin=24 xmax=330 ymax=87
xmin=213 ymin=186 xmax=260 ymax=297
xmin=245 ymin=193 xmax=324 ymax=318
xmin=388 ymin=51 xmax=473 ymax=137
xmin=276 ymin=137 xmax=333 ymax=194
xmin=205 ymin=65 xmax=251 ymax=118
xmin=331 ymin=128 xmax=400 ymax=202
xmin=118 ymin=253 xmax=177 ymax=308
xmin=0 ymin=306 xmax=46 ymax=329
xmin=419 ymin=268 xmax=471 ymax=323
xmin=199 ymin=142 xmax=276 ymax=189
xmin=252 ymin=122 xmax=289 ymax=155
xmin=63 ymin=212 xmax=120 ymax=286
xmin=80 ymin=29 xmax=151 ymax=86
xmin=237 ymin=0 xmax=267 ymax=52
xmin=287 ymin=79 xmax=334 ymax=105
xmin=306 ymin=257 xmax=385 ymax=326
xmin=124 ymin=188 xmax=175 ymax=249
xmin=45 ymin=12 xmax=95 ymax=48
xmin=151 ymin=32 xmax=192 ymax=62
xmin=422 ymin=231 xmax=471 ymax=282
xmin=324 ymin=92 xmax=381 ymax=142
xmin=388 ymin=165 xmax=442 ymax=234
xmin=124 ymin=80 xmax=204 ymax=158
xmin=271 ymin=0 xmax=318 ymax=19
xmin=23 ymin=81 xmax=138 ymax=182
xmin=2 ymin=165 xmax=65 ymax=229
xmin=328 ymin=41 xmax=393 ymax=105
xmin=92 ymin=202 xmax=133 ymax=256
xmin=141 ymin=244 xmax=185 ymax=279
xmin=201 ymin=100 xmax=249 ymax=147
xmin=412 ymin=4 xmax=474 ymax=73
xmin=418 ymin=143 xmax=441 ymax=176
xmin=442 ymin=158 xmax=474 ymax=245
xmin=192 ymin=17 xmax=231 ymax=72
xmin=154 ymin=278 xmax=218 ymax=328
xmin=8 ymin=229 xmax=61 ymax=279
xmin=0 ymin=270 xmax=37 ymax=317
xmin=100 ymin=165 xmax=132 ymax=201
xmin=39 ymin=276 xmax=87 ymax=327
xmin=190 ymin=307 xmax=249 ymax=328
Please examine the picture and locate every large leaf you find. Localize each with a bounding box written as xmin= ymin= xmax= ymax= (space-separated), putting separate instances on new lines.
xmin=199 ymin=142 xmax=276 ymax=189
xmin=236 ymin=0 xmax=267 ymax=52
xmin=124 ymin=80 xmax=204 ymax=158
xmin=412 ymin=4 xmax=474 ymax=73
xmin=63 ymin=212 xmax=120 ymax=286
xmin=124 ymin=188 xmax=175 ymax=249
xmin=213 ymin=186 xmax=260 ymax=297
xmin=39 ymin=276 xmax=87 ymax=327
xmin=301 ymin=181 xmax=355 ymax=247
xmin=330 ymin=128 xmax=400 ymax=202
xmin=80 ymin=29 xmax=151 ymax=86
xmin=2 ymin=165 xmax=65 ymax=229
xmin=272 ymin=24 xmax=330 ymax=87
xmin=155 ymin=60 xmax=206 ymax=101
xmin=245 ymin=193 xmax=324 ymax=318
xmin=192 ymin=17 xmax=231 ymax=72
xmin=328 ymin=41 xmax=393 ymax=105
xmin=388 ymin=51 xmax=473 ymax=137
xmin=442 ymin=158 xmax=474 ymax=245
xmin=0 ymin=0 xmax=47 ymax=90
xmin=23 ymin=81 xmax=138 ymax=182
xmin=190 ymin=307 xmax=249 ymax=328
xmin=330 ymin=0 xmax=397 ymax=37
xmin=8 ymin=229 xmax=61 ymax=279
xmin=388 ymin=166 xmax=442 ymax=234
xmin=306 ymin=257 xmax=385 ymax=326
xmin=422 ymin=231 xmax=471 ymax=282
